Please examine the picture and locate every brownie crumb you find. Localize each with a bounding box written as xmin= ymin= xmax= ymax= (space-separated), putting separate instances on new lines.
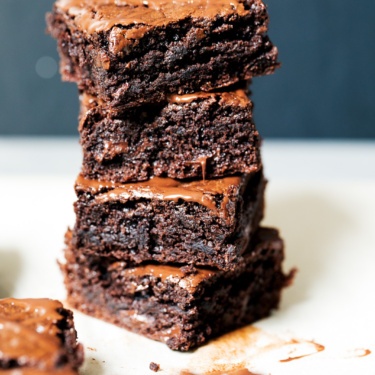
xmin=149 ymin=362 xmax=160 ymax=372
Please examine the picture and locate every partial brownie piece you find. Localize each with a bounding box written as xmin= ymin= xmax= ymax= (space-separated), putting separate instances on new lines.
xmin=1 ymin=368 xmax=76 ymax=375
xmin=0 ymin=298 xmax=83 ymax=373
xmin=72 ymin=170 xmax=265 ymax=270
xmin=63 ymin=227 xmax=290 ymax=351
xmin=79 ymin=89 xmax=261 ymax=183
xmin=47 ymin=0 xmax=279 ymax=108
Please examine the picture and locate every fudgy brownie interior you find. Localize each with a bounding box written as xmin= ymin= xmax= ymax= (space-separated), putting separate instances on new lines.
xmin=79 ymin=89 xmax=262 ymax=183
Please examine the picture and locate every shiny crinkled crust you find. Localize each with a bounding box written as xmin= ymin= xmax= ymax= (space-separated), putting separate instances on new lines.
xmin=54 ymin=0 xmax=252 ymax=33
xmin=0 ymin=298 xmax=83 ymax=373
xmin=47 ymin=0 xmax=279 ymax=108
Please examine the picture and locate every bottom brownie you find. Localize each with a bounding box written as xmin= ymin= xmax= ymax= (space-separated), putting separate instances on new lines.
xmin=0 ymin=298 xmax=83 ymax=373
xmin=62 ymin=227 xmax=290 ymax=351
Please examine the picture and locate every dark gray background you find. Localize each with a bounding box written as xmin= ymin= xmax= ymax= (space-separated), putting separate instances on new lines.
xmin=0 ymin=0 xmax=374 ymax=137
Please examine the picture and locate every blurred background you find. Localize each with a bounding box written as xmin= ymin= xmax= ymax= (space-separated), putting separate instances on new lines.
xmin=0 ymin=0 xmax=374 ymax=138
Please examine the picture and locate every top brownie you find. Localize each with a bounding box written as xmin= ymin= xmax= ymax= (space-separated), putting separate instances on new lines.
xmin=47 ymin=0 xmax=279 ymax=108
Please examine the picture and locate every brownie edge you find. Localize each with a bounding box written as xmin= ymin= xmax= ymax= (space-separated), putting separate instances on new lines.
xmin=0 ymin=298 xmax=83 ymax=373
xmin=0 ymin=368 xmax=77 ymax=375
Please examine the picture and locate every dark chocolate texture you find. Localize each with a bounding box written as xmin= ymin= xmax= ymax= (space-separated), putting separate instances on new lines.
xmin=0 ymin=299 xmax=83 ymax=373
xmin=72 ymin=171 xmax=265 ymax=270
xmin=63 ymin=227 xmax=289 ymax=351
xmin=79 ymin=89 xmax=262 ymax=183
xmin=47 ymin=0 xmax=279 ymax=108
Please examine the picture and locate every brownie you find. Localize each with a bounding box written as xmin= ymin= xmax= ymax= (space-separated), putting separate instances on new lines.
xmin=63 ymin=227 xmax=290 ymax=351
xmin=47 ymin=0 xmax=279 ymax=108
xmin=79 ymin=89 xmax=262 ymax=183
xmin=0 ymin=369 xmax=76 ymax=375
xmin=0 ymin=298 xmax=83 ymax=373
xmin=72 ymin=170 xmax=265 ymax=270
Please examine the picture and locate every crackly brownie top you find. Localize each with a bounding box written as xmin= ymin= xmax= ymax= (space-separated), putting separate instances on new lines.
xmin=0 ymin=299 xmax=68 ymax=370
xmin=76 ymin=174 xmax=246 ymax=219
xmin=55 ymin=0 xmax=265 ymax=35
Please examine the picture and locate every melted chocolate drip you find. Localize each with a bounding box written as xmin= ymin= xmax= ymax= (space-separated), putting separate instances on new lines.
xmin=122 ymin=263 xmax=215 ymax=293
xmin=76 ymin=174 xmax=242 ymax=219
xmin=167 ymin=90 xmax=249 ymax=107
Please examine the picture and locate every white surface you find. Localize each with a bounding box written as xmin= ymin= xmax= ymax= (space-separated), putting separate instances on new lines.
xmin=0 ymin=139 xmax=375 ymax=374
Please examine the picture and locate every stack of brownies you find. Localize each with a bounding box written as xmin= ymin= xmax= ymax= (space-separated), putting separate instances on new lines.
xmin=48 ymin=0 xmax=290 ymax=351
